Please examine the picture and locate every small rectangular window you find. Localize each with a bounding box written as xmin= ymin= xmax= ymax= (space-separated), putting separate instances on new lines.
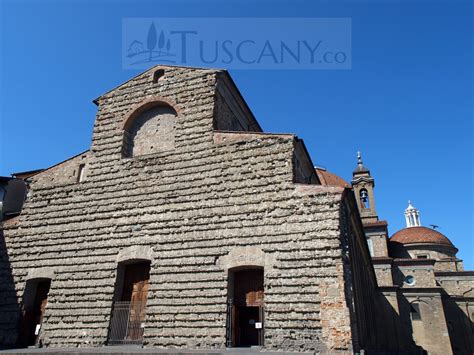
xmin=417 ymin=254 xmax=428 ymax=259
xmin=77 ymin=164 xmax=85 ymax=183
xmin=410 ymin=304 xmax=421 ymax=321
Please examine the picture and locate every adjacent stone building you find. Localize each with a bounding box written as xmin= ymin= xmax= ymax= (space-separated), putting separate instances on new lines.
xmin=0 ymin=65 xmax=472 ymax=354
xmin=352 ymin=153 xmax=474 ymax=355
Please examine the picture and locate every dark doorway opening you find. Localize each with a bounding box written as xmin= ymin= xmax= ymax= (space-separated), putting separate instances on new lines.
xmin=19 ymin=279 xmax=51 ymax=347
xmin=108 ymin=261 xmax=150 ymax=345
xmin=226 ymin=268 xmax=264 ymax=347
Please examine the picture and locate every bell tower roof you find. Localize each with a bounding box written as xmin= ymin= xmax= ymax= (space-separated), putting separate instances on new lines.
xmin=353 ymin=151 xmax=370 ymax=174
xmin=351 ymin=151 xmax=374 ymax=185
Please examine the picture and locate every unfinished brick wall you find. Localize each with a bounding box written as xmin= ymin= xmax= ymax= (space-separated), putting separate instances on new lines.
xmin=1 ymin=66 xmax=363 ymax=352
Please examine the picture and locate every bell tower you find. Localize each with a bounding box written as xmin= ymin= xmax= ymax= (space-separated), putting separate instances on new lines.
xmin=351 ymin=151 xmax=378 ymax=223
xmin=351 ymin=151 xmax=389 ymax=258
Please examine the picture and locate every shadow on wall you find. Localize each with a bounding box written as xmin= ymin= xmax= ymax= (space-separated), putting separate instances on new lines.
xmin=0 ymin=227 xmax=21 ymax=349
xmin=339 ymin=193 xmax=425 ymax=354
xmin=385 ymin=295 xmax=427 ymax=354
xmin=442 ymin=290 xmax=474 ymax=354
xmin=388 ymin=241 xmax=411 ymax=259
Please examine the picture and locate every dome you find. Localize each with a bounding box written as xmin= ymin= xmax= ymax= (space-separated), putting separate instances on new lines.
xmin=390 ymin=226 xmax=455 ymax=248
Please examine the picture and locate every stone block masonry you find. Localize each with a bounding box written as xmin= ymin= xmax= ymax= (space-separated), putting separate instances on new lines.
xmin=1 ymin=65 xmax=373 ymax=353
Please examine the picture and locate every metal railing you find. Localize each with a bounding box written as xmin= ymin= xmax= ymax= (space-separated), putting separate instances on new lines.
xmin=108 ymin=301 xmax=147 ymax=345
xmin=226 ymin=298 xmax=234 ymax=348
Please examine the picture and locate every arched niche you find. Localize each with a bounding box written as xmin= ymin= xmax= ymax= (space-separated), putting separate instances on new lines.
xmin=122 ymin=100 xmax=178 ymax=158
xmin=410 ymin=299 xmax=433 ymax=308
xmin=409 ymin=299 xmax=433 ymax=322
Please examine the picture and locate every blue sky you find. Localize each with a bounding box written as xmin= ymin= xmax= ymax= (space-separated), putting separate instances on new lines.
xmin=0 ymin=0 xmax=472 ymax=268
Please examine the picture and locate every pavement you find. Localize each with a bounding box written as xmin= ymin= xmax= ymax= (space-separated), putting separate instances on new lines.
xmin=0 ymin=346 xmax=313 ymax=355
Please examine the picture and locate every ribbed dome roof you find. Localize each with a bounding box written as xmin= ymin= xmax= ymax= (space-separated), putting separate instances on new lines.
xmin=390 ymin=226 xmax=455 ymax=248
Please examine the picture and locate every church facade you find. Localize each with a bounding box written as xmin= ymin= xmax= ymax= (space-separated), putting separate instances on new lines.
xmin=0 ymin=65 xmax=472 ymax=354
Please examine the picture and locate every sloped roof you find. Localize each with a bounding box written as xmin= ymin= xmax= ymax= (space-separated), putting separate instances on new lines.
xmin=315 ymin=168 xmax=350 ymax=188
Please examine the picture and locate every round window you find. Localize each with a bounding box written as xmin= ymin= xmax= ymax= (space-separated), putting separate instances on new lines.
xmin=404 ymin=275 xmax=416 ymax=286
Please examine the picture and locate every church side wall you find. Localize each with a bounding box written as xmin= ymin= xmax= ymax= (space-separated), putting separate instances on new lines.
xmin=32 ymin=153 xmax=90 ymax=188
xmin=437 ymin=273 xmax=474 ymax=353
xmin=373 ymin=264 xmax=393 ymax=286
xmin=436 ymin=274 xmax=474 ymax=296
xmin=398 ymin=292 xmax=453 ymax=355
xmin=443 ymin=297 xmax=474 ymax=354
xmin=339 ymin=192 xmax=389 ymax=353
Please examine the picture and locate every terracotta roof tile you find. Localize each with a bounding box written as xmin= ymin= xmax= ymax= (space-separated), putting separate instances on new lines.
xmin=390 ymin=226 xmax=455 ymax=248
xmin=315 ymin=168 xmax=350 ymax=188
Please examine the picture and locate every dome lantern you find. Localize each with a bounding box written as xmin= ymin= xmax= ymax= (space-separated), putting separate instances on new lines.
xmin=404 ymin=200 xmax=421 ymax=227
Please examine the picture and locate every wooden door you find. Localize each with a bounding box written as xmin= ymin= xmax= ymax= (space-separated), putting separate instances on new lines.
xmin=121 ymin=262 xmax=150 ymax=341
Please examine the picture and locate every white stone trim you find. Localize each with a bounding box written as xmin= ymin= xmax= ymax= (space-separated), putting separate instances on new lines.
xmin=117 ymin=245 xmax=153 ymax=263
xmin=26 ymin=267 xmax=55 ymax=281
xmin=218 ymin=246 xmax=275 ymax=271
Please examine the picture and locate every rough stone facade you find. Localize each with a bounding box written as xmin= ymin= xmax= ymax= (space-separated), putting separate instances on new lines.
xmin=1 ymin=65 xmax=472 ymax=354
xmin=0 ymin=66 xmax=383 ymax=353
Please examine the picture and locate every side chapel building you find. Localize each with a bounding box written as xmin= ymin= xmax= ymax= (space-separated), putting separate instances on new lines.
xmin=0 ymin=65 xmax=472 ymax=354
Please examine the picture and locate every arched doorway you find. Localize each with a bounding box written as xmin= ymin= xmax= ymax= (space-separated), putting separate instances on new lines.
xmin=226 ymin=267 xmax=264 ymax=347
